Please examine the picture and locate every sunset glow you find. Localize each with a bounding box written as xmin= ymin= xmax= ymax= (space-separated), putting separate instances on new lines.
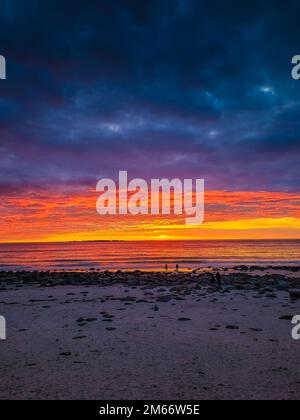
xmin=1 ymin=188 xmax=300 ymax=242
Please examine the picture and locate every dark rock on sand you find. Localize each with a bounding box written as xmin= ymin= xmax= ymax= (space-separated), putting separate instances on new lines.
xmin=266 ymin=293 xmax=277 ymax=299
xmin=121 ymin=296 xmax=136 ymax=302
xmin=156 ymin=296 xmax=173 ymax=303
xmin=289 ymin=289 xmax=300 ymax=300
xmin=279 ymin=315 xmax=294 ymax=321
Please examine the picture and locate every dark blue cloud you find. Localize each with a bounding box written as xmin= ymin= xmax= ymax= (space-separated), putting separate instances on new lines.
xmin=0 ymin=0 xmax=300 ymax=191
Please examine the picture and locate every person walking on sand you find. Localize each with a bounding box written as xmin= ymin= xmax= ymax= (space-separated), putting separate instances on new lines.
xmin=216 ymin=271 xmax=222 ymax=286
xmin=210 ymin=273 xmax=216 ymax=284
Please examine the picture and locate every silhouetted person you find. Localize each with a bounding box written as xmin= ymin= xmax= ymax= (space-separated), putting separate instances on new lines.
xmin=216 ymin=271 xmax=222 ymax=286
xmin=209 ymin=274 xmax=216 ymax=284
xmin=176 ymin=264 xmax=179 ymax=271
xmin=165 ymin=264 xmax=168 ymax=272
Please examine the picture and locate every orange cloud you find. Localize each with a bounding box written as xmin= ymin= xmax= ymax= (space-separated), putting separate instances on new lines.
xmin=0 ymin=188 xmax=300 ymax=242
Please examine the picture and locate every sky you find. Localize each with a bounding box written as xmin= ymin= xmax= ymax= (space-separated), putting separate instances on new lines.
xmin=0 ymin=0 xmax=300 ymax=242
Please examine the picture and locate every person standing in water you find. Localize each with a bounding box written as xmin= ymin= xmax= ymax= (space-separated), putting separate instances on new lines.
xmin=216 ymin=271 xmax=222 ymax=286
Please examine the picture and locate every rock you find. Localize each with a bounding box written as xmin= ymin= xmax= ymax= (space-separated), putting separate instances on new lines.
xmin=156 ymin=296 xmax=172 ymax=303
xmin=266 ymin=293 xmax=277 ymax=299
xmin=77 ymin=317 xmax=97 ymax=323
xmin=226 ymin=325 xmax=239 ymax=330
xmin=60 ymin=352 xmax=71 ymax=356
xmin=289 ymin=289 xmax=300 ymax=299
xmin=121 ymin=296 xmax=136 ymax=302
xmin=262 ymin=287 xmax=274 ymax=293
xmin=177 ymin=317 xmax=192 ymax=321
xmin=279 ymin=315 xmax=293 ymax=321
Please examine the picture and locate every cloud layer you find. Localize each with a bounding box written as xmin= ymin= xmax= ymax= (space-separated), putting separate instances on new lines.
xmin=0 ymin=0 xmax=300 ymax=193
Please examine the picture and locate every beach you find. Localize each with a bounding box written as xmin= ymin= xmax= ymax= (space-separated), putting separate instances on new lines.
xmin=0 ymin=267 xmax=300 ymax=400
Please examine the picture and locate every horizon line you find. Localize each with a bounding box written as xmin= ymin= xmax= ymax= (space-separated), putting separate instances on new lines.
xmin=1 ymin=238 xmax=300 ymax=245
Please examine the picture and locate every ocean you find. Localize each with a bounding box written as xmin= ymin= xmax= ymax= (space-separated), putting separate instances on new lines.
xmin=0 ymin=240 xmax=299 ymax=271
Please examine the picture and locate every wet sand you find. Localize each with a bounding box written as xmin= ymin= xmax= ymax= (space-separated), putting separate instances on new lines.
xmin=0 ymin=268 xmax=300 ymax=400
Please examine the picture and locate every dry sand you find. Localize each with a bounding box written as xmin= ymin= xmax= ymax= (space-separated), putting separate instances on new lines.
xmin=0 ymin=270 xmax=300 ymax=400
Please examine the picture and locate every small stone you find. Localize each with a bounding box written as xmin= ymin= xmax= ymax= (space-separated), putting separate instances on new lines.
xmin=156 ymin=296 xmax=172 ymax=303
xmin=289 ymin=290 xmax=300 ymax=300
xmin=279 ymin=315 xmax=293 ymax=321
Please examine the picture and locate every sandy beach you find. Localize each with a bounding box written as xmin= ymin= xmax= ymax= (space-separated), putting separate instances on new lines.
xmin=0 ymin=268 xmax=300 ymax=400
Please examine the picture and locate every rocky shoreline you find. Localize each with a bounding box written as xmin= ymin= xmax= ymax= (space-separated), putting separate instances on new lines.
xmin=1 ymin=267 xmax=300 ymax=299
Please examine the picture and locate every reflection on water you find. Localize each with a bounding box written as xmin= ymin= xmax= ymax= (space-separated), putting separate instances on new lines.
xmin=0 ymin=240 xmax=300 ymax=272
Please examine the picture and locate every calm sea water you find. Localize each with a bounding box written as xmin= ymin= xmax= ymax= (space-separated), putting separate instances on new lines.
xmin=0 ymin=240 xmax=299 ymax=271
